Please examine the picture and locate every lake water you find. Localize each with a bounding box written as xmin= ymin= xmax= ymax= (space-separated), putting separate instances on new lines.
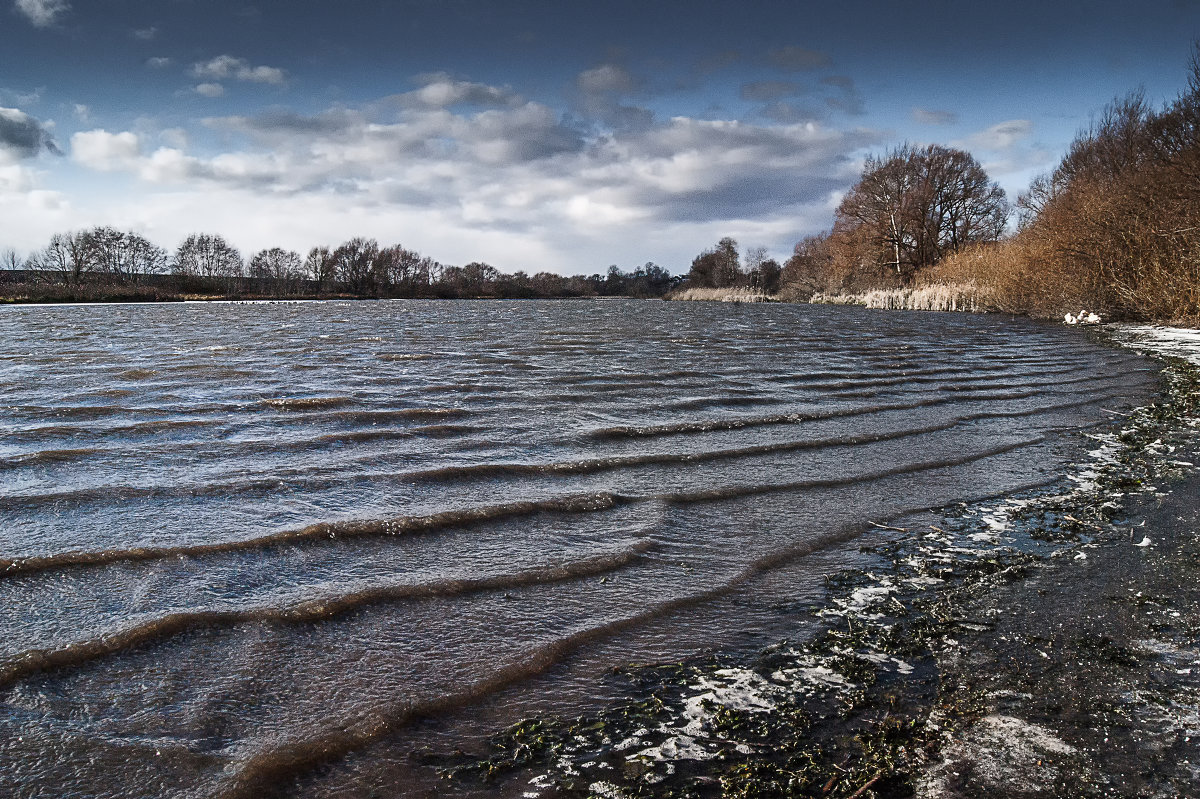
xmin=0 ymin=300 xmax=1156 ymax=798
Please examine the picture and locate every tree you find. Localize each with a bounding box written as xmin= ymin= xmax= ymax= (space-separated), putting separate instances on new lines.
xmin=249 ymin=247 xmax=302 ymax=280
xmin=83 ymin=227 xmax=167 ymax=284
xmin=174 ymin=234 xmax=243 ymax=280
xmin=834 ymin=144 xmax=1008 ymax=282
xmin=686 ymin=237 xmax=741 ymax=287
xmin=330 ymin=237 xmax=379 ymax=293
xmin=34 ymin=231 xmax=94 ymax=285
xmin=305 ymin=246 xmax=335 ymax=287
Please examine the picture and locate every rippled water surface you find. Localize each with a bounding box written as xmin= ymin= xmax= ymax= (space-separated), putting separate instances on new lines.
xmin=0 ymin=300 xmax=1156 ymax=797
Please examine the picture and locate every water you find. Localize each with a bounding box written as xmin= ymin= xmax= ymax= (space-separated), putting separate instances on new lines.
xmin=0 ymin=299 xmax=1156 ymax=798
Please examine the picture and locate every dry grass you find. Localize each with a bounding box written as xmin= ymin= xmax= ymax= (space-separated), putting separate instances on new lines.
xmin=668 ymin=287 xmax=776 ymax=303
xmin=809 ymin=282 xmax=990 ymax=312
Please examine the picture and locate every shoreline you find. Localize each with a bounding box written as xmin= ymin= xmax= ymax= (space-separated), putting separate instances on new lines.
xmin=437 ymin=325 xmax=1200 ymax=798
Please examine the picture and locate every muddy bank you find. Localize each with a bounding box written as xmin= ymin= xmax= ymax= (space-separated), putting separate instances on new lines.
xmin=433 ymin=328 xmax=1200 ymax=799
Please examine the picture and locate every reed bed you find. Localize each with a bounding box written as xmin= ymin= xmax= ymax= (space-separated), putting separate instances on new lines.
xmin=668 ymin=287 xmax=777 ymax=303
xmin=811 ymin=282 xmax=990 ymax=312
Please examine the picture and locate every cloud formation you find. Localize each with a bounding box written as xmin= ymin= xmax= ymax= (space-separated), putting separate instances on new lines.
xmin=73 ymin=78 xmax=876 ymax=245
xmin=13 ymin=0 xmax=68 ymax=27
xmin=190 ymin=55 xmax=286 ymax=85
xmin=70 ymin=129 xmax=141 ymax=171
xmin=966 ymin=119 xmax=1033 ymax=151
xmin=0 ymin=107 xmax=59 ymax=159
xmin=194 ymin=83 xmax=225 ymax=98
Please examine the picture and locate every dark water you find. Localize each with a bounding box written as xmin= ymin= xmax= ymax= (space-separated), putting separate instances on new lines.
xmin=0 ymin=299 xmax=1156 ymax=798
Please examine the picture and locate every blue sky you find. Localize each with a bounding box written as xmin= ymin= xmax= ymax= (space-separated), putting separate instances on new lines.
xmin=2 ymin=0 xmax=1198 ymax=274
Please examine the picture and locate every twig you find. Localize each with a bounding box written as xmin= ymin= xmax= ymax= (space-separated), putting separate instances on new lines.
xmin=848 ymin=771 xmax=883 ymax=799
xmin=869 ymin=522 xmax=908 ymax=532
xmin=1099 ymin=408 xmax=1133 ymax=417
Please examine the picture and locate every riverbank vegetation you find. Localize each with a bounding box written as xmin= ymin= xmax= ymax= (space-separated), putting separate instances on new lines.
xmin=762 ymin=51 xmax=1200 ymax=323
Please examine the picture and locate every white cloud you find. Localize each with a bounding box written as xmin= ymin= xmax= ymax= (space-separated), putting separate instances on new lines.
xmin=191 ymin=55 xmax=286 ymax=86
xmin=13 ymin=0 xmax=68 ymax=27
xmin=578 ymin=64 xmax=637 ymax=95
xmin=965 ymin=119 xmax=1033 ymax=151
xmin=70 ymin=129 xmax=142 ymax=171
xmin=405 ymin=73 xmax=522 ymax=108
xmin=146 ymin=57 xmax=172 ymax=69
xmin=42 ymin=74 xmax=884 ymax=272
xmin=194 ymin=83 xmax=225 ymax=98
xmin=132 ymin=26 xmax=157 ymax=41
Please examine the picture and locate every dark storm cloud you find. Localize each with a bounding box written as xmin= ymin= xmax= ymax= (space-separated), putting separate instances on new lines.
xmin=0 ymin=107 xmax=59 ymax=157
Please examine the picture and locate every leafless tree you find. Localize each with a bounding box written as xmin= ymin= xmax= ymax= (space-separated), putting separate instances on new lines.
xmin=83 ymin=227 xmax=167 ymax=284
xmin=304 ymin=246 xmax=334 ymax=286
xmin=330 ymin=238 xmax=380 ymax=293
xmin=173 ymin=234 xmax=243 ymax=279
xmin=834 ymin=144 xmax=1008 ymax=282
xmin=33 ymin=231 xmax=95 ymax=285
xmin=686 ymin=237 xmax=741 ymax=287
xmin=249 ymin=247 xmax=302 ymax=280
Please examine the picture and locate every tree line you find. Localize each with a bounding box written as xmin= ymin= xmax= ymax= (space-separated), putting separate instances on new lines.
xmin=677 ymin=144 xmax=1009 ymax=300
xmin=0 ymin=231 xmax=680 ymax=302
xmin=751 ymin=48 xmax=1200 ymax=321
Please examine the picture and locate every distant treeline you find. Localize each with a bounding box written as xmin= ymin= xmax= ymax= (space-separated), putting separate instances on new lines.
xmin=0 ymin=232 xmax=680 ymax=303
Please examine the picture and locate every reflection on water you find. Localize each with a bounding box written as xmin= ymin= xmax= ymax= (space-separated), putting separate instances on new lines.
xmin=0 ymin=299 xmax=1155 ymax=798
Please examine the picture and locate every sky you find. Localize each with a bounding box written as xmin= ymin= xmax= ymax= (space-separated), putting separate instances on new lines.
xmin=1 ymin=0 xmax=1199 ymax=275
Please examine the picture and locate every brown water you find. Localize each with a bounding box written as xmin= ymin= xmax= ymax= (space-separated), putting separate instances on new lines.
xmin=0 ymin=299 xmax=1156 ymax=798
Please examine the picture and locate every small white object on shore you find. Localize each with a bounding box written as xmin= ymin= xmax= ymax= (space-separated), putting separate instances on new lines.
xmin=1135 ymin=536 xmax=1152 ymax=547
xmin=1064 ymin=310 xmax=1102 ymax=325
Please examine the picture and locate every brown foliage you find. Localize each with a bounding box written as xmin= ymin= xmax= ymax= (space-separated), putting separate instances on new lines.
xmin=957 ymin=55 xmax=1200 ymax=322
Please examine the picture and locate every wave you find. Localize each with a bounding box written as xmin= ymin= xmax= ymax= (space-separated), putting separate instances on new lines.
xmin=0 ymin=448 xmax=101 ymax=470
xmin=0 ymin=542 xmax=653 ymax=691
xmin=260 ymin=397 xmax=355 ymax=411
xmin=0 ymin=429 xmax=1054 ymax=580
xmin=586 ymin=390 xmax=1044 ymax=440
xmin=0 ymin=493 xmax=626 ymax=579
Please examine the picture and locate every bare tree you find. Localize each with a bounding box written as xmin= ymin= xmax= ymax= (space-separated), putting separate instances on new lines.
xmin=173 ymin=234 xmax=243 ymax=279
xmin=686 ymin=237 xmax=741 ymax=287
xmin=330 ymin=238 xmax=380 ymax=293
xmin=304 ymin=246 xmax=334 ymax=287
xmin=83 ymin=227 xmax=167 ymax=284
xmin=834 ymin=144 xmax=1008 ymax=282
xmin=1 ymin=248 xmax=22 ymax=271
xmin=34 ymin=231 xmax=95 ymax=285
xmin=249 ymin=247 xmax=302 ymax=280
